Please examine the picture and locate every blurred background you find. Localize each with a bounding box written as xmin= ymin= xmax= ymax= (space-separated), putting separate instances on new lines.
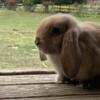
xmin=0 ymin=0 xmax=100 ymax=70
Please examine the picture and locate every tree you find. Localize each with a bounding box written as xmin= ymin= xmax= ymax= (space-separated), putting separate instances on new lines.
xmin=22 ymin=0 xmax=42 ymax=12
xmin=5 ymin=0 xmax=17 ymax=10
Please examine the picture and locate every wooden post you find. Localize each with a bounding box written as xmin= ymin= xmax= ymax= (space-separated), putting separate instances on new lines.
xmin=43 ymin=1 xmax=50 ymax=13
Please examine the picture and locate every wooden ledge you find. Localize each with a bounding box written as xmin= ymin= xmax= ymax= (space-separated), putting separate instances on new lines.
xmin=0 ymin=73 xmax=100 ymax=100
xmin=0 ymin=70 xmax=56 ymax=75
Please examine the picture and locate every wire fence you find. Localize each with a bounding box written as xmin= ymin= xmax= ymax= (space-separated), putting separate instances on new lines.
xmin=0 ymin=2 xmax=100 ymax=15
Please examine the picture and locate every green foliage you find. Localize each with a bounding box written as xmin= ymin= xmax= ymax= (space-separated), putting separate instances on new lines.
xmin=17 ymin=0 xmax=23 ymax=3
xmin=22 ymin=0 xmax=41 ymax=6
xmin=21 ymin=0 xmax=85 ymax=5
xmin=54 ymin=0 xmax=84 ymax=4
xmin=22 ymin=0 xmax=34 ymax=6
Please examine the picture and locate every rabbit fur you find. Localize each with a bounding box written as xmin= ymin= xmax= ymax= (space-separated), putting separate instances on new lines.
xmin=35 ymin=14 xmax=100 ymax=88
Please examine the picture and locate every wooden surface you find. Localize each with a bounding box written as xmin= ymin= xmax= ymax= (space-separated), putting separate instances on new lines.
xmin=0 ymin=71 xmax=100 ymax=100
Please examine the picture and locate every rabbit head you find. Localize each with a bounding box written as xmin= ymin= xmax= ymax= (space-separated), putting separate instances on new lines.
xmin=35 ymin=14 xmax=79 ymax=54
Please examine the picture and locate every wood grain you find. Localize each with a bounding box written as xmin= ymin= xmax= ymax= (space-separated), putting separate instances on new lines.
xmin=0 ymin=72 xmax=100 ymax=100
xmin=0 ymin=70 xmax=55 ymax=75
xmin=4 ymin=96 xmax=100 ymax=100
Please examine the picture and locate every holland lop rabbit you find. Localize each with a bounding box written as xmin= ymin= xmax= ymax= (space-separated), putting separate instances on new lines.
xmin=35 ymin=14 xmax=100 ymax=88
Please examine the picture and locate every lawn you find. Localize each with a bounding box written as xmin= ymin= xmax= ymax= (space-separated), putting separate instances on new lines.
xmin=0 ymin=9 xmax=100 ymax=69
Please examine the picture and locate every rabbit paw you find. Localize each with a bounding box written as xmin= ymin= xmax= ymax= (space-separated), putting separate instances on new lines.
xmin=56 ymin=75 xmax=79 ymax=85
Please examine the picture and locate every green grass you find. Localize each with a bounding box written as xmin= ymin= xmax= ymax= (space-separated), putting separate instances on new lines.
xmin=0 ymin=9 xmax=100 ymax=69
xmin=0 ymin=9 xmax=51 ymax=69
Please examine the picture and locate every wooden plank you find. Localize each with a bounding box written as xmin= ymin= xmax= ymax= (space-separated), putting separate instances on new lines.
xmin=0 ymin=75 xmax=55 ymax=85
xmin=0 ymin=74 xmax=100 ymax=99
xmin=0 ymin=70 xmax=55 ymax=75
xmin=0 ymin=82 xmax=100 ymax=99
xmin=4 ymin=96 xmax=100 ymax=100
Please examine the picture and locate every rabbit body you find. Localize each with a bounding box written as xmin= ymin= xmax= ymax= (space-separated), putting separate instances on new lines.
xmin=35 ymin=14 xmax=100 ymax=87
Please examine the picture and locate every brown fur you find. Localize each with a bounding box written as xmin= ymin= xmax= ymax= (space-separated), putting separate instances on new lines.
xmin=35 ymin=14 xmax=100 ymax=88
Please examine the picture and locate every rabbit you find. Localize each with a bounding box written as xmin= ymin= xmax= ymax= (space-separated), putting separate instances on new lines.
xmin=35 ymin=14 xmax=100 ymax=88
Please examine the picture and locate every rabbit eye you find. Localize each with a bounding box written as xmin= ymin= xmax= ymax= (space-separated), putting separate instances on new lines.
xmin=52 ymin=27 xmax=60 ymax=34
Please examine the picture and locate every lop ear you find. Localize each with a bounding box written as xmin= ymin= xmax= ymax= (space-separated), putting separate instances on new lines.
xmin=61 ymin=28 xmax=81 ymax=78
xmin=39 ymin=51 xmax=47 ymax=61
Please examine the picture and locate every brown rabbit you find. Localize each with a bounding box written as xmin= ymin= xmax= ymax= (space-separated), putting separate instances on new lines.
xmin=35 ymin=14 xmax=100 ymax=88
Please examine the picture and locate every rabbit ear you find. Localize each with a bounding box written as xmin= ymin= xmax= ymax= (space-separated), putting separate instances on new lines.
xmin=39 ymin=51 xmax=47 ymax=61
xmin=61 ymin=28 xmax=81 ymax=78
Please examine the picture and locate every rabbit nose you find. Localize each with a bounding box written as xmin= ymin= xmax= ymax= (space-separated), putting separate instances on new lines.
xmin=35 ymin=37 xmax=40 ymax=46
